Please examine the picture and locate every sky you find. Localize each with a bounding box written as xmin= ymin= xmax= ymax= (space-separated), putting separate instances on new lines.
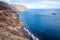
xmin=0 ymin=0 xmax=60 ymax=9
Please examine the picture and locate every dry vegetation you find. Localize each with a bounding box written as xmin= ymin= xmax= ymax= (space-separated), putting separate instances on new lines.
xmin=0 ymin=1 xmax=29 ymax=40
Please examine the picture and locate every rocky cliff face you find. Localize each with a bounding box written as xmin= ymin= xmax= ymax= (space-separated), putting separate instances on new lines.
xmin=0 ymin=4 xmax=29 ymax=40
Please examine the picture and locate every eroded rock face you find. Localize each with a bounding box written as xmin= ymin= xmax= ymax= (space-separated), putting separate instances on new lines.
xmin=0 ymin=1 xmax=29 ymax=40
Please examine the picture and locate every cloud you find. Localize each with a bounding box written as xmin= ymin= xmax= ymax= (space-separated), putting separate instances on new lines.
xmin=1 ymin=0 xmax=59 ymax=9
xmin=5 ymin=0 xmax=10 ymax=2
xmin=21 ymin=1 xmax=60 ymax=9
xmin=0 ymin=0 xmax=10 ymax=2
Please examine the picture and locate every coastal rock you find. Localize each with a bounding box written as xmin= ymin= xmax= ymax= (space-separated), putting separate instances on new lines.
xmin=0 ymin=1 xmax=29 ymax=40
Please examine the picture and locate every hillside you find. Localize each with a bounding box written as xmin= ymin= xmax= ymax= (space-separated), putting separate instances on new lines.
xmin=0 ymin=4 xmax=29 ymax=40
xmin=12 ymin=4 xmax=27 ymax=11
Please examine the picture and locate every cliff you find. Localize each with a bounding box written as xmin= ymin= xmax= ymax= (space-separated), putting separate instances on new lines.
xmin=0 ymin=4 xmax=29 ymax=40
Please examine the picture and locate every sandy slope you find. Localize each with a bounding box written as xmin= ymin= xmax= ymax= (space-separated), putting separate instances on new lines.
xmin=0 ymin=26 xmax=29 ymax=40
xmin=0 ymin=5 xmax=29 ymax=40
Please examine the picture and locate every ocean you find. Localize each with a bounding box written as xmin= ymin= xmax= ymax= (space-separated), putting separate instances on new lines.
xmin=19 ymin=9 xmax=60 ymax=40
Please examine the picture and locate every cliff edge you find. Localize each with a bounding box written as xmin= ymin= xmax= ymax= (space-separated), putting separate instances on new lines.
xmin=0 ymin=4 xmax=29 ymax=40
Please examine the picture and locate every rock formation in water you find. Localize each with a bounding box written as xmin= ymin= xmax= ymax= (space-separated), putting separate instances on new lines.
xmin=0 ymin=1 xmax=29 ymax=40
xmin=52 ymin=13 xmax=56 ymax=15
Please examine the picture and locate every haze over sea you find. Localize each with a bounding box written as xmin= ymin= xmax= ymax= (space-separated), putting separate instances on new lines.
xmin=19 ymin=9 xmax=60 ymax=40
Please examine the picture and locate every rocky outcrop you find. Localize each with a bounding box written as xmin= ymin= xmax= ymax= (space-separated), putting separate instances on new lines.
xmin=0 ymin=2 xmax=29 ymax=40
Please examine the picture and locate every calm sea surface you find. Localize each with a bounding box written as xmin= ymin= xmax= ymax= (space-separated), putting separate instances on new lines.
xmin=19 ymin=9 xmax=60 ymax=40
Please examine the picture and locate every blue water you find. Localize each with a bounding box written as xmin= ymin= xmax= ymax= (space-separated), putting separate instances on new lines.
xmin=19 ymin=9 xmax=60 ymax=40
